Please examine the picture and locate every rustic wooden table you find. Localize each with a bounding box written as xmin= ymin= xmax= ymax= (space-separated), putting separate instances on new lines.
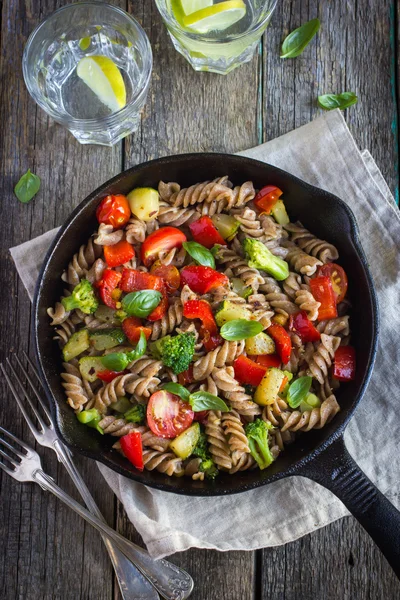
xmin=1 ymin=1 xmax=400 ymax=599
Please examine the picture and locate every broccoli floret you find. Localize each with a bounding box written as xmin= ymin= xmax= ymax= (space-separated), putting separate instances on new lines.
xmin=242 ymin=238 xmax=289 ymax=281
xmin=193 ymin=431 xmax=208 ymax=460
xmin=124 ymin=404 xmax=146 ymax=424
xmin=199 ymin=458 xmax=219 ymax=480
xmin=62 ymin=279 xmax=99 ymax=315
xmin=155 ymin=332 xmax=196 ymax=374
xmin=243 ymin=384 xmax=255 ymax=396
xmin=245 ymin=418 xmax=275 ymax=470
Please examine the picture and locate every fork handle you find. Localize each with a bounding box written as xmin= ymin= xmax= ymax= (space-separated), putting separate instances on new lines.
xmin=53 ymin=441 xmax=159 ymax=600
xmin=32 ymin=468 xmax=193 ymax=600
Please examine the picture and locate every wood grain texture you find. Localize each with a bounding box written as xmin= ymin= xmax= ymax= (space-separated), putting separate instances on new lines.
xmin=0 ymin=0 xmax=399 ymax=598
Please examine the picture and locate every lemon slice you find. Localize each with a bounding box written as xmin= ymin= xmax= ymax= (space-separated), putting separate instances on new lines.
xmin=182 ymin=0 xmax=246 ymax=33
xmin=179 ymin=0 xmax=213 ymax=15
xmin=77 ymin=56 xmax=126 ymax=113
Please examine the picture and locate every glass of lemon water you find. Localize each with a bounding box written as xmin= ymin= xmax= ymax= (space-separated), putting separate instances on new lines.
xmin=23 ymin=2 xmax=152 ymax=146
xmin=155 ymin=0 xmax=278 ymax=74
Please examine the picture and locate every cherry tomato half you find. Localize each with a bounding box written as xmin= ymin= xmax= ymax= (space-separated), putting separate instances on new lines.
xmin=150 ymin=262 xmax=181 ymax=293
xmin=254 ymin=186 xmax=283 ymax=214
xmin=147 ymin=391 xmax=194 ymax=439
xmin=316 ymin=263 xmax=348 ymax=304
xmin=96 ymin=195 xmax=131 ymax=229
xmin=141 ymin=227 xmax=187 ymax=267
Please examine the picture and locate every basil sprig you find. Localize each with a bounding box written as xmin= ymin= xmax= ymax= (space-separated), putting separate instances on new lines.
xmin=14 ymin=169 xmax=41 ymax=203
xmin=189 ymin=391 xmax=229 ymax=412
xmin=122 ymin=290 xmax=162 ymax=318
xmin=101 ymin=331 xmax=147 ymax=372
xmin=220 ymin=319 xmax=264 ymax=341
xmin=287 ymin=376 xmax=312 ymax=409
xmin=162 ymin=382 xmax=191 ymax=402
xmin=161 ymin=383 xmax=229 ymax=412
xmin=281 ymin=18 xmax=320 ymax=59
xmin=318 ymin=92 xmax=358 ymax=111
xmin=183 ymin=241 xmax=215 ymax=269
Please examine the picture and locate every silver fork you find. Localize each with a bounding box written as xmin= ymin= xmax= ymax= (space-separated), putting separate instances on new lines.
xmin=0 ymin=355 xmax=193 ymax=600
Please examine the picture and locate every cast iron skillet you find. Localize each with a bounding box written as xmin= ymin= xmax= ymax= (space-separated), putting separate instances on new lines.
xmin=34 ymin=153 xmax=400 ymax=577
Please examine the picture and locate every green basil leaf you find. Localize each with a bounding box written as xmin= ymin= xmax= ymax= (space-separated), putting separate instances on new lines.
xmin=162 ymin=382 xmax=191 ymax=401
xmin=280 ymin=18 xmax=320 ymax=59
xmin=129 ymin=331 xmax=147 ymax=361
xmin=183 ymin=241 xmax=215 ymax=269
xmin=317 ymin=92 xmax=358 ymax=111
xmin=14 ymin=169 xmax=41 ymax=203
xmin=121 ymin=290 xmax=162 ymax=318
xmin=287 ymin=376 xmax=312 ymax=409
xmin=220 ymin=319 xmax=264 ymax=341
xmin=189 ymin=391 xmax=230 ymax=412
xmin=101 ymin=353 xmax=129 ymax=372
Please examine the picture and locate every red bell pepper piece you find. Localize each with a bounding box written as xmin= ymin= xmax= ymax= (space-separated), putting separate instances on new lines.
xmin=189 ymin=216 xmax=226 ymax=249
xmin=178 ymin=365 xmax=194 ymax=386
xmin=147 ymin=282 xmax=169 ymax=322
xmin=249 ymin=354 xmax=281 ymax=369
xmin=183 ymin=299 xmax=223 ymax=351
xmin=104 ymin=240 xmax=135 ymax=268
xmin=254 ymin=186 xmax=283 ymax=214
xmin=180 ymin=265 xmax=229 ymax=295
xmin=122 ymin=316 xmax=152 ymax=344
xmin=193 ymin=410 xmax=209 ymax=425
xmin=120 ymin=268 xmax=164 ymax=293
xmin=97 ymin=369 xmax=121 ymax=383
xmin=333 ymin=346 xmax=356 ymax=381
xmin=96 ymin=269 xmax=122 ymax=309
xmin=266 ymin=324 xmax=292 ymax=364
xmin=310 ymin=276 xmax=338 ymax=320
xmin=289 ymin=310 xmax=321 ymax=343
xmin=141 ymin=227 xmax=187 ymax=267
xmin=120 ymin=431 xmax=144 ymax=471
xmin=233 ymin=355 xmax=267 ymax=387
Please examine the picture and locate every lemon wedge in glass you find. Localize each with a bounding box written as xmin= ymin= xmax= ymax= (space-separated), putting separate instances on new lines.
xmin=179 ymin=0 xmax=213 ymax=15
xmin=182 ymin=0 xmax=246 ymax=34
xmin=76 ymin=56 xmax=126 ymax=113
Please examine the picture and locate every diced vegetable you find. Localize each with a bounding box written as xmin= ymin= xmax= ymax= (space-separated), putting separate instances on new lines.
xmin=309 ymin=276 xmax=338 ymax=320
xmin=62 ymin=329 xmax=90 ymax=362
xmin=289 ymin=310 xmax=321 ymax=343
xmin=141 ymin=227 xmax=186 ymax=267
xmin=231 ymin=278 xmax=252 ymax=299
xmin=272 ymin=313 xmax=289 ymax=326
xmin=127 ymin=187 xmax=160 ymax=221
xmin=211 ymin=214 xmax=240 ymax=241
xmin=97 ymin=369 xmax=121 ymax=383
xmin=104 ymin=240 xmax=135 ymax=268
xmin=120 ymin=431 xmax=144 ymax=470
xmin=89 ymin=328 xmax=126 ymax=351
xmin=170 ymin=422 xmax=201 ymax=459
xmin=254 ymin=185 xmax=283 ymax=214
xmin=254 ymin=367 xmax=286 ymax=406
xmin=150 ymin=263 xmax=181 ymax=293
xmin=278 ymin=370 xmax=293 ymax=397
xmin=233 ymin=355 xmax=267 ymax=387
xmin=253 ymin=354 xmax=281 ymax=369
xmin=271 ymin=199 xmax=290 ymax=225
xmin=189 ymin=216 xmax=227 ymax=248
xmin=122 ymin=316 xmax=152 ymax=344
xmin=242 ymin=238 xmax=289 ymax=281
xmin=96 ymin=194 xmax=131 ymax=229
xmin=300 ymin=393 xmax=321 ymax=412
xmin=180 ymin=265 xmax=229 ymax=295
xmin=94 ymin=305 xmax=120 ymax=325
xmin=266 ymin=324 xmax=292 ymax=364
xmin=183 ymin=299 xmax=222 ymax=352
xmin=110 ymin=397 xmax=132 ymax=413
xmin=76 ymin=409 xmax=104 ymax=434
xmin=316 ymin=263 xmax=348 ymax=304
xmin=96 ymin=269 xmax=122 ymax=309
xmin=245 ymin=332 xmax=275 ymax=355
xmin=333 ymin=346 xmax=356 ymax=381
xmin=79 ymin=356 xmax=108 ymax=382
xmin=120 ymin=268 xmax=164 ymax=293
xmin=215 ymin=300 xmax=252 ymax=326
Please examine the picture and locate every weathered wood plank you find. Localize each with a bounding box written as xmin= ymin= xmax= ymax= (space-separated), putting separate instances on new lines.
xmin=0 ymin=0 xmax=123 ymax=599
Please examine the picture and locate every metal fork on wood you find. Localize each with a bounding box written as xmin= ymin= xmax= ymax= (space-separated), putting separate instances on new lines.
xmin=0 ymin=354 xmax=193 ymax=600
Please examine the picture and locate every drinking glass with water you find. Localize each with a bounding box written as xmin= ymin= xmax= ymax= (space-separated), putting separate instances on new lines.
xmin=23 ymin=3 xmax=152 ymax=146
xmin=155 ymin=0 xmax=278 ymax=75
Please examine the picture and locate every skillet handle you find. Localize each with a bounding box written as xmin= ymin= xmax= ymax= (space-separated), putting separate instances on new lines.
xmin=298 ymin=436 xmax=400 ymax=579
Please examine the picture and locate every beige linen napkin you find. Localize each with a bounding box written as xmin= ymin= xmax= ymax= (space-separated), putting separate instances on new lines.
xmin=10 ymin=110 xmax=400 ymax=559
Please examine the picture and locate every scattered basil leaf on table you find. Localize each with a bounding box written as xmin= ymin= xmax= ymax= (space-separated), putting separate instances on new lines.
xmin=317 ymin=92 xmax=358 ymax=110
xmin=162 ymin=382 xmax=191 ymax=401
xmin=280 ymin=18 xmax=320 ymax=59
xmin=220 ymin=319 xmax=264 ymax=341
xmin=121 ymin=290 xmax=162 ymax=318
xmin=189 ymin=391 xmax=230 ymax=412
xmin=183 ymin=241 xmax=216 ymax=269
xmin=287 ymin=376 xmax=312 ymax=409
xmin=14 ymin=169 xmax=41 ymax=203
